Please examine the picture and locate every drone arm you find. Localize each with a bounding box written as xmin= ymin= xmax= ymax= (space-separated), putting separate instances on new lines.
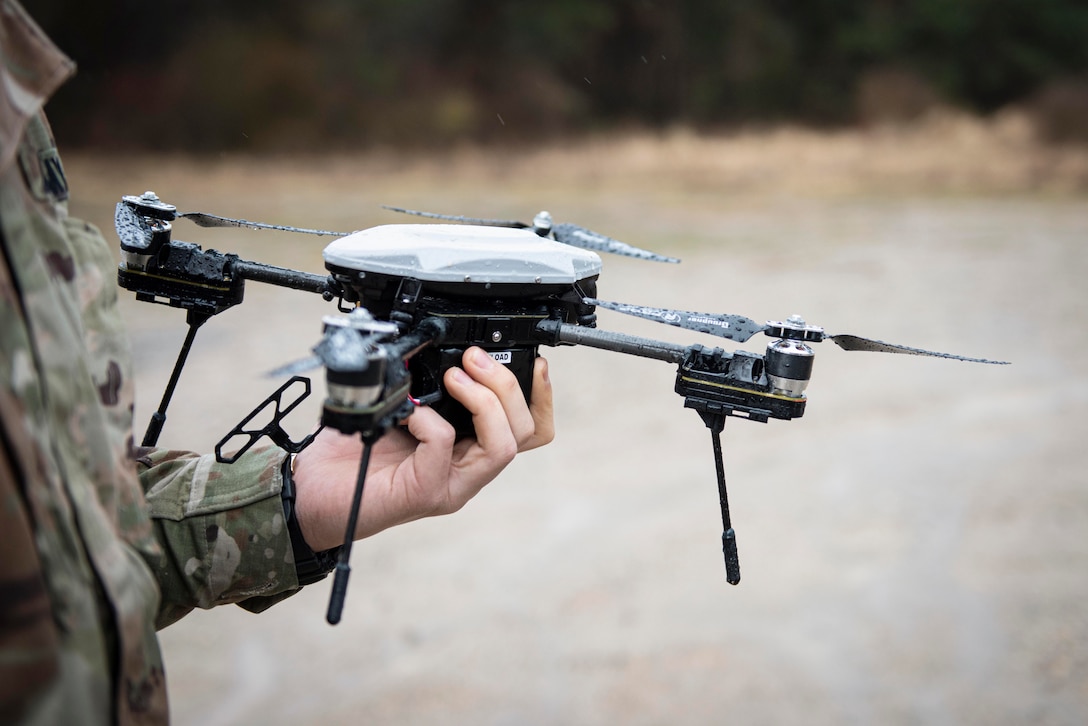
xmin=232 ymin=259 xmax=337 ymax=297
xmin=534 ymin=319 xmax=689 ymax=364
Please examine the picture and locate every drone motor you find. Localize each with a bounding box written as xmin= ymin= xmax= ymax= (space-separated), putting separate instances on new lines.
xmin=764 ymin=339 xmax=816 ymax=399
xmin=763 ymin=316 xmax=819 ymax=398
xmin=317 ymin=310 xmax=400 ymax=424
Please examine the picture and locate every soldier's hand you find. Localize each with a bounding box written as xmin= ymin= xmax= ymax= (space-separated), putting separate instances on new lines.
xmin=291 ymin=347 xmax=554 ymax=551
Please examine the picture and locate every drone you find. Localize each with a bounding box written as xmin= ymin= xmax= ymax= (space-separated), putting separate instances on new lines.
xmin=114 ymin=191 xmax=1008 ymax=624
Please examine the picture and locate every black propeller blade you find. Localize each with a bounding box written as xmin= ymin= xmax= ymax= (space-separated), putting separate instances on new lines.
xmin=821 ymin=333 xmax=1006 ymax=363
xmin=177 ymin=211 xmax=351 ymax=237
xmin=381 ymin=205 xmax=530 ymax=230
xmin=119 ymin=191 xmax=352 ymax=238
xmin=587 ymin=298 xmax=1010 ymax=364
xmin=551 ymin=223 xmax=680 ymax=264
xmin=587 ymin=298 xmax=767 ymax=342
xmin=115 ymin=201 xmax=156 ymax=251
xmin=383 ymin=205 xmax=680 ymax=263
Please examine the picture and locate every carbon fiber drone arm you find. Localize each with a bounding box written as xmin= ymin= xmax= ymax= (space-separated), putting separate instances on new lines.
xmin=534 ymin=318 xmax=688 ymax=363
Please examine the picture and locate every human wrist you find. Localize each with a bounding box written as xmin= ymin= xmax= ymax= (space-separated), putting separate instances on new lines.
xmin=281 ymin=454 xmax=341 ymax=586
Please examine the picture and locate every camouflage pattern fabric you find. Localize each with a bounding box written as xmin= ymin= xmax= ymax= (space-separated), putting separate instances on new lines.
xmin=1 ymin=3 xmax=301 ymax=723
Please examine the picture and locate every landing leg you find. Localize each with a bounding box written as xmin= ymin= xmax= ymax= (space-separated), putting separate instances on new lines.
xmin=142 ymin=310 xmax=210 ymax=446
xmin=326 ymin=433 xmax=375 ymax=625
xmin=703 ymin=413 xmax=740 ymax=585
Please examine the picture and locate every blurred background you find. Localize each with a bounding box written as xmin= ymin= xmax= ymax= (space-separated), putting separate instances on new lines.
xmin=28 ymin=1 xmax=1088 ymax=725
xmin=33 ymin=0 xmax=1088 ymax=151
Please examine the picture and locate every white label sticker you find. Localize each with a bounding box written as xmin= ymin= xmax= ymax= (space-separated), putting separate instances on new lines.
xmin=488 ymin=351 xmax=513 ymax=365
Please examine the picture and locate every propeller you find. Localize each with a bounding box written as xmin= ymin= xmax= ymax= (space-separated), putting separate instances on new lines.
xmin=176 ymin=211 xmax=351 ymax=237
xmin=382 ymin=205 xmax=681 ymax=264
xmin=266 ymin=309 xmax=400 ymax=378
xmin=118 ymin=191 xmax=352 ymax=243
xmin=115 ymin=200 xmax=157 ymax=251
xmin=586 ymin=298 xmax=1010 ymax=365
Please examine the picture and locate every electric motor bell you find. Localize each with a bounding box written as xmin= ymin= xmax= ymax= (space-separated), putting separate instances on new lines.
xmin=765 ymin=339 xmax=815 ymax=398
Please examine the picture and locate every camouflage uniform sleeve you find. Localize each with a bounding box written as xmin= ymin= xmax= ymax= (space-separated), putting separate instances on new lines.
xmin=135 ymin=445 xmax=302 ymax=629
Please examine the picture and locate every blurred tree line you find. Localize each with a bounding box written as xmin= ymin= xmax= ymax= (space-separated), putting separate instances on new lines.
xmin=32 ymin=0 xmax=1088 ymax=151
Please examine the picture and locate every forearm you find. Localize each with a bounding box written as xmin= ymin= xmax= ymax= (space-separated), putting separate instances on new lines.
xmin=136 ymin=445 xmax=301 ymax=628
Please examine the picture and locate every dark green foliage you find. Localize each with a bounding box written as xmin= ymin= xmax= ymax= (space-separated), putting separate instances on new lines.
xmin=30 ymin=0 xmax=1088 ymax=150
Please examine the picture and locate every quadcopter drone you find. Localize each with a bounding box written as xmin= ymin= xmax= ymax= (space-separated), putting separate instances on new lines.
xmin=114 ymin=191 xmax=1007 ymax=624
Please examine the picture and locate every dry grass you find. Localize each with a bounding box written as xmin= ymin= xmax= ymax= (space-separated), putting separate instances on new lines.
xmin=485 ymin=109 xmax=1088 ymax=197
xmin=69 ymin=110 xmax=1088 ymax=212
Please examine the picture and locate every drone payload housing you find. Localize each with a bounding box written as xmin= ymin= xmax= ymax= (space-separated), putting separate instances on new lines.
xmin=322 ymin=223 xmax=604 ymax=432
xmin=323 ymin=223 xmax=601 ymax=293
xmin=323 ymin=223 xmax=602 ymax=327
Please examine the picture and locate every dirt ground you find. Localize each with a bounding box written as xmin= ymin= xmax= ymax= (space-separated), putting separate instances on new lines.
xmin=67 ymin=117 xmax=1087 ymax=725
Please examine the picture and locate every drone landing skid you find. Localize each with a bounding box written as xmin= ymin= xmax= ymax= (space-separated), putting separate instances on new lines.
xmin=327 ymin=432 xmax=377 ymax=625
xmin=691 ymin=402 xmax=742 ymax=585
xmin=142 ymin=310 xmax=211 ymax=447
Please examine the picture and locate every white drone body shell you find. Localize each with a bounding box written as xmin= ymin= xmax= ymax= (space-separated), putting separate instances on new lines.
xmin=322 ymin=224 xmax=603 ymax=285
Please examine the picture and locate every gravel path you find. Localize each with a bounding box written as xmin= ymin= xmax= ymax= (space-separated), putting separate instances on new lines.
xmin=67 ymin=149 xmax=1087 ymax=725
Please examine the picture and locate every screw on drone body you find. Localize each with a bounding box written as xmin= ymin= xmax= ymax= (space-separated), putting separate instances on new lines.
xmin=491 ymin=331 xmax=503 ymax=343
